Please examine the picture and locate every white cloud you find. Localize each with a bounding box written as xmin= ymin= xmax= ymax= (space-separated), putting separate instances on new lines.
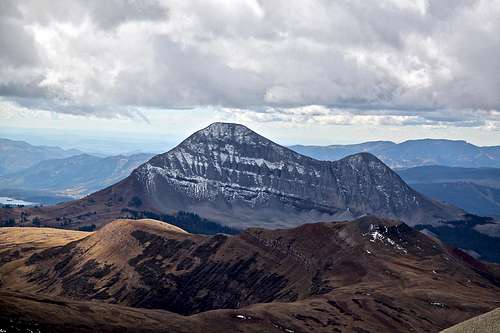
xmin=0 ymin=0 xmax=499 ymax=131
xmin=218 ymin=105 xmax=500 ymax=131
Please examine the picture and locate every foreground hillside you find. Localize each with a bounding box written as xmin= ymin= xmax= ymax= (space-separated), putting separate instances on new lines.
xmin=1 ymin=217 xmax=499 ymax=332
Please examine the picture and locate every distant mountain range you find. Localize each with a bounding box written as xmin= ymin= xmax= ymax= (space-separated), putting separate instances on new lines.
xmin=397 ymin=166 xmax=500 ymax=217
xmin=0 ymin=153 xmax=154 ymax=198
xmin=291 ymin=139 xmax=500 ymax=168
xmin=0 ymin=138 xmax=82 ymax=176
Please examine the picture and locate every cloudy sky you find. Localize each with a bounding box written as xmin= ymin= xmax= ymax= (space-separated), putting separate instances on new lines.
xmin=1 ymin=0 xmax=499 ymax=150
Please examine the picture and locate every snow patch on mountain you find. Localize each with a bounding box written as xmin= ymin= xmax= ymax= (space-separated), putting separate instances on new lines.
xmin=363 ymin=224 xmax=408 ymax=254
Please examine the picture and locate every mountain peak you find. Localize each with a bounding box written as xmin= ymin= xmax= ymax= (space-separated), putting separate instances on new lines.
xmin=338 ymin=152 xmax=391 ymax=171
xmin=342 ymin=152 xmax=380 ymax=162
xmin=204 ymin=122 xmax=251 ymax=131
xmin=197 ymin=122 xmax=255 ymax=138
xmin=173 ymin=122 xmax=288 ymax=153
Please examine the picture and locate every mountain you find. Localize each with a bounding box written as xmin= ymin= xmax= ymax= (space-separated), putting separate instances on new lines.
xmin=0 ymin=153 xmax=154 ymax=197
xmin=0 ymin=138 xmax=82 ymax=176
xmin=130 ymin=122 xmax=461 ymax=227
xmin=0 ymin=122 xmax=463 ymax=231
xmin=397 ymin=166 xmax=500 ymax=217
xmin=1 ymin=216 xmax=499 ymax=332
xmin=291 ymin=139 xmax=500 ymax=168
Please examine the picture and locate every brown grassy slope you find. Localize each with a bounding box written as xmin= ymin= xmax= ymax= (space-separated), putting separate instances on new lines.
xmin=0 ymin=219 xmax=184 ymax=291
xmin=0 ymin=227 xmax=89 ymax=250
xmin=0 ymin=290 xmax=193 ymax=333
xmin=1 ymin=216 xmax=500 ymax=332
xmin=2 ymin=288 xmax=497 ymax=333
xmin=0 ymin=226 xmax=90 ymax=290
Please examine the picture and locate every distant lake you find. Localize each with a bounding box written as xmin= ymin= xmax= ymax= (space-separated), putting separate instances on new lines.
xmin=0 ymin=197 xmax=38 ymax=206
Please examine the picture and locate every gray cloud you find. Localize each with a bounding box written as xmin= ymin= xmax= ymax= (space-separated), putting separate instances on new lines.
xmin=0 ymin=1 xmax=46 ymax=99
xmin=86 ymin=0 xmax=167 ymax=30
xmin=0 ymin=0 xmax=499 ymax=129
xmin=14 ymin=0 xmax=167 ymax=29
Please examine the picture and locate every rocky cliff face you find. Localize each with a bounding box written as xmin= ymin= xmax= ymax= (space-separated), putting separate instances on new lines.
xmin=130 ymin=122 xmax=460 ymax=227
